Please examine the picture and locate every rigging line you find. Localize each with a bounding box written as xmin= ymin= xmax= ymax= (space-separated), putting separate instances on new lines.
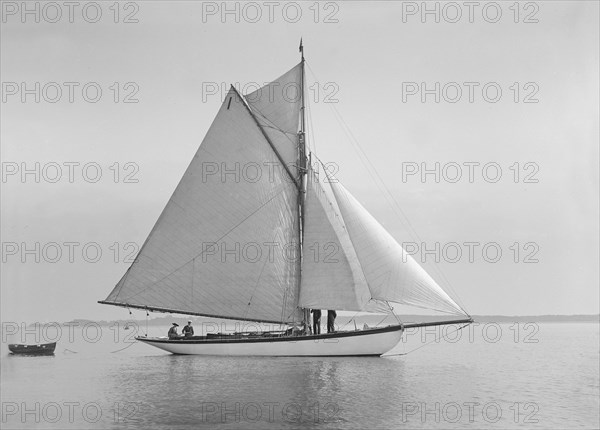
xmin=241 ymin=92 xmax=299 ymax=147
xmin=240 ymin=62 xmax=304 ymax=144
xmin=305 ymin=63 xmax=468 ymax=315
xmin=110 ymin=341 xmax=136 ymax=354
xmin=280 ymin=288 xmax=287 ymax=324
xmin=251 ymin=106 xmax=298 ymax=140
xmin=340 ymin=312 xmax=361 ymax=330
xmin=304 ymin=61 xmax=317 ymax=155
xmin=329 ymin=106 xmax=468 ymax=315
xmin=307 ymin=84 xmax=318 ymax=155
xmin=285 ymin=307 xmax=303 ymax=326
xmin=234 ymin=86 xmax=299 ymax=189
xmin=280 ymin=276 xmax=302 ymax=326
xmin=375 ymin=313 xmax=392 ymax=327
xmin=119 ymin=186 xmax=289 ymax=303
xmin=242 ymin=231 xmax=279 ymax=321
xmin=262 ymin=124 xmax=297 ymax=137
xmin=386 ymin=301 xmax=403 ymax=324
xmin=109 ymin=266 xmax=131 ymax=301
xmin=382 ymin=323 xmax=472 ymax=357
xmin=389 ymin=301 xmax=468 ymax=316
xmin=310 ymin=152 xmax=467 ymax=315
xmin=308 ymin=65 xmax=468 ymax=315
xmin=308 ymin=101 xmax=317 ymax=155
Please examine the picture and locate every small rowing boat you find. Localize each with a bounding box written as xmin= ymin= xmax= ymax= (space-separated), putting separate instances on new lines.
xmin=8 ymin=342 xmax=56 ymax=355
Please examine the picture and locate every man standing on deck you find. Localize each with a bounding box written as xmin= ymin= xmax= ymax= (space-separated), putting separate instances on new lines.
xmin=327 ymin=310 xmax=337 ymax=333
xmin=182 ymin=320 xmax=194 ymax=337
xmin=311 ymin=309 xmax=322 ymax=335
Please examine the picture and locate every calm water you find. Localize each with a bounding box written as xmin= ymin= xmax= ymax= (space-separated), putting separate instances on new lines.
xmin=1 ymin=322 xmax=598 ymax=429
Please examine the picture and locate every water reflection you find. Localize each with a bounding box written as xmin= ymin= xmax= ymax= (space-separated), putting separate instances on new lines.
xmin=5 ymin=352 xmax=56 ymax=358
xmin=100 ymin=355 xmax=408 ymax=428
xmin=3 ymin=324 xmax=599 ymax=429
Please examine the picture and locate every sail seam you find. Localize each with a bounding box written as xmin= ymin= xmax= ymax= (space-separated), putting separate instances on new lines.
xmin=324 ymin=174 xmax=396 ymax=307
xmin=242 ymin=231 xmax=279 ymax=321
xmin=247 ymin=104 xmax=298 ymax=140
xmin=319 ymin=161 xmax=464 ymax=315
xmin=298 ymin=160 xmax=381 ymax=312
xmin=102 ymin=87 xmax=246 ymax=305
xmin=316 ymin=159 xmax=375 ymax=308
xmin=116 ymin=186 xmax=289 ymax=304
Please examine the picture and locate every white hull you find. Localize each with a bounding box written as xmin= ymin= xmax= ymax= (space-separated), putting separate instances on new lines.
xmin=136 ymin=325 xmax=404 ymax=356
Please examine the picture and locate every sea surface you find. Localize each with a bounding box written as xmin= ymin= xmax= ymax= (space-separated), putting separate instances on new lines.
xmin=1 ymin=322 xmax=598 ymax=429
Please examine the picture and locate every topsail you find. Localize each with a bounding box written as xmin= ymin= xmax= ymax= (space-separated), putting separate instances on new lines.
xmin=246 ymin=63 xmax=303 ymax=179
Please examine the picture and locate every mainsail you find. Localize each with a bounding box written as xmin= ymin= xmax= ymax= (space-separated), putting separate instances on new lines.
xmin=102 ymin=86 xmax=302 ymax=324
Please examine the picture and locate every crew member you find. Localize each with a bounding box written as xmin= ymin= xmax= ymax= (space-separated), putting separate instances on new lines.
xmin=168 ymin=323 xmax=180 ymax=339
xmin=182 ymin=320 xmax=194 ymax=337
xmin=311 ymin=309 xmax=322 ymax=335
xmin=327 ymin=310 xmax=337 ymax=333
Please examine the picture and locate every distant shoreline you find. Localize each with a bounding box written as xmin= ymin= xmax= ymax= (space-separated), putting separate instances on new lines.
xmin=8 ymin=314 xmax=599 ymax=328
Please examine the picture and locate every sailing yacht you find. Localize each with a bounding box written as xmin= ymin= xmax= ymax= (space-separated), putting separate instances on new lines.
xmin=99 ymin=44 xmax=472 ymax=356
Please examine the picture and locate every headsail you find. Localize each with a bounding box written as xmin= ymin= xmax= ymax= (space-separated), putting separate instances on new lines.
xmin=299 ymin=163 xmax=387 ymax=312
xmin=298 ymin=160 xmax=463 ymax=315
xmin=101 ymin=87 xmax=302 ymax=324
xmin=328 ymin=175 xmax=465 ymax=315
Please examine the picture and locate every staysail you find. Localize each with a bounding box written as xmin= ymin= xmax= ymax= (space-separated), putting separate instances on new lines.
xmin=101 ymin=87 xmax=302 ymax=324
xmin=299 ymin=162 xmax=385 ymax=311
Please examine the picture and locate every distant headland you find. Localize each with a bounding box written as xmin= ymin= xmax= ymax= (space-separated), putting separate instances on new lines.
xmin=19 ymin=314 xmax=598 ymax=328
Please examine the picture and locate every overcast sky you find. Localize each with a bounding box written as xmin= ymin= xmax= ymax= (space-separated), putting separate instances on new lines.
xmin=1 ymin=1 xmax=598 ymax=324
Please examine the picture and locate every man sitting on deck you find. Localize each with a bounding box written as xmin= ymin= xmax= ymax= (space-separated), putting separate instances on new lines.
xmin=168 ymin=323 xmax=180 ymax=339
xmin=182 ymin=320 xmax=194 ymax=337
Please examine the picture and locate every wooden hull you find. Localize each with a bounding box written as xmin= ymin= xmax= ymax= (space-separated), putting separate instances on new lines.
xmin=136 ymin=325 xmax=404 ymax=356
xmin=8 ymin=342 xmax=56 ymax=355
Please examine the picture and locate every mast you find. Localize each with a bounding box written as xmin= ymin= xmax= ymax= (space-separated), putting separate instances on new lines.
xmin=299 ymin=38 xmax=306 ymax=139
xmin=298 ymin=39 xmax=310 ymax=332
